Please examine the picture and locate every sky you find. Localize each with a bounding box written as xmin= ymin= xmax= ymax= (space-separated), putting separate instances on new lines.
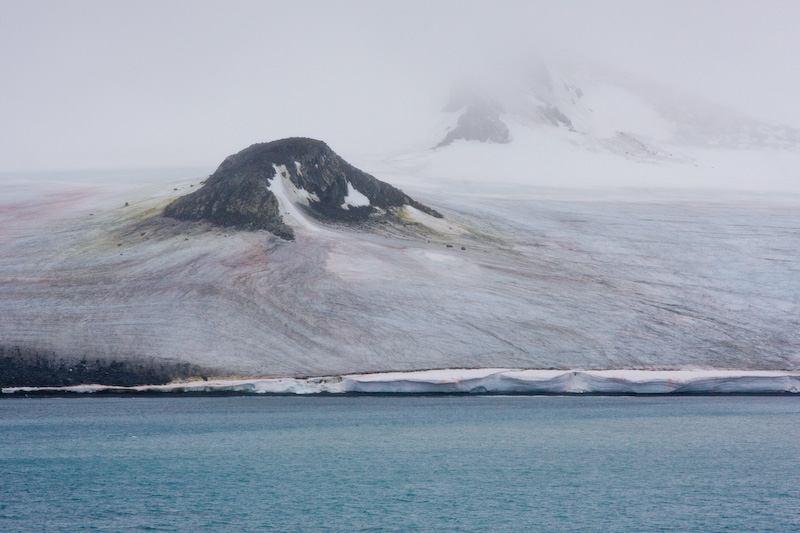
xmin=1 ymin=0 xmax=800 ymax=172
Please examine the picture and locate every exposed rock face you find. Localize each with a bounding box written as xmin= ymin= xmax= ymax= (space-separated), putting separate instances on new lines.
xmin=438 ymin=100 xmax=511 ymax=147
xmin=539 ymin=103 xmax=574 ymax=131
xmin=438 ymin=85 xmax=510 ymax=147
xmin=0 ymin=345 xmax=209 ymax=388
xmin=164 ymin=138 xmax=441 ymax=239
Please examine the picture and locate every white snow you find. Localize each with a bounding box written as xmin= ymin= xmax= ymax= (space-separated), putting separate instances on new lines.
xmin=382 ymin=59 xmax=800 ymax=194
xmin=419 ymin=250 xmax=459 ymax=263
xmin=341 ymin=182 xmax=370 ymax=209
xmin=293 ymin=187 xmax=320 ymax=204
xmin=571 ymin=80 xmax=676 ymax=142
xmin=267 ymin=164 xmax=321 ymax=232
xmin=4 ymin=369 xmax=799 ymax=395
xmin=400 ymin=204 xmax=466 ymax=234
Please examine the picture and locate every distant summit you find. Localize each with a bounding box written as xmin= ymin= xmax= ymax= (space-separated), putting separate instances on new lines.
xmin=434 ymin=57 xmax=800 ymax=155
xmin=164 ymin=138 xmax=441 ymax=239
xmin=437 ymin=86 xmax=510 ymax=147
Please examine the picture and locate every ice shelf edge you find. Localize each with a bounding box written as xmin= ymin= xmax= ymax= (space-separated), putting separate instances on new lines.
xmin=3 ymin=369 xmax=800 ymax=395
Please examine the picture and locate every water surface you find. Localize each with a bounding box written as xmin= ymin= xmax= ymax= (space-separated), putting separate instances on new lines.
xmin=1 ymin=396 xmax=798 ymax=531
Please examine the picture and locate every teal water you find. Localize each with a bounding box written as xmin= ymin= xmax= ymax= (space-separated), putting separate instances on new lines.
xmin=1 ymin=396 xmax=798 ymax=532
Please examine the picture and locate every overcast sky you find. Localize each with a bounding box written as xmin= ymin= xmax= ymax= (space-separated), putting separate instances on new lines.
xmin=2 ymin=0 xmax=799 ymax=172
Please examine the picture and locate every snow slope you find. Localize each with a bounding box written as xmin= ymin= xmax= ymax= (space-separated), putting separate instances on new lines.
xmin=417 ymin=58 xmax=800 ymax=193
xmin=1 ymin=167 xmax=798 ymax=378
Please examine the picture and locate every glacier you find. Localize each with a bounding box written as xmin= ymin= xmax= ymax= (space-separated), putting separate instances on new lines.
xmin=1 ymin=167 xmax=799 ymax=381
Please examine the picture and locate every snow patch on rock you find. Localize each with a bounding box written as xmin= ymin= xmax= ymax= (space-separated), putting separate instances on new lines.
xmin=341 ymin=182 xmax=370 ymax=210
xmin=268 ymin=164 xmax=320 ymax=232
xmin=400 ymin=205 xmax=466 ymax=234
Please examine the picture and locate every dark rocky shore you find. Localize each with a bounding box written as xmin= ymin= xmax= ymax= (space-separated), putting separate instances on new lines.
xmin=0 ymin=346 xmax=208 ymax=388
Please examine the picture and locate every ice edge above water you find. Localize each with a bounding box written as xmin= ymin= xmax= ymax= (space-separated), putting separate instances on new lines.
xmin=3 ymin=369 xmax=800 ymax=395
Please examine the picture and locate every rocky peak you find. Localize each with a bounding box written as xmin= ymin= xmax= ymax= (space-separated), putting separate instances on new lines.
xmin=163 ymin=138 xmax=441 ymax=240
xmin=437 ymin=84 xmax=510 ymax=147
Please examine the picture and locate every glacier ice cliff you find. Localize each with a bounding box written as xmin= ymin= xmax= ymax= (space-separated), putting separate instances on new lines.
xmin=4 ymin=369 xmax=799 ymax=395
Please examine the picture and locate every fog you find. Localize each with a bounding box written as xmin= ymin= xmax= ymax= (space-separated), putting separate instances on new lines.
xmin=2 ymin=0 xmax=799 ymax=172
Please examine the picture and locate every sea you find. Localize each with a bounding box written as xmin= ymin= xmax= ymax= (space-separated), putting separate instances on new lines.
xmin=1 ymin=396 xmax=798 ymax=532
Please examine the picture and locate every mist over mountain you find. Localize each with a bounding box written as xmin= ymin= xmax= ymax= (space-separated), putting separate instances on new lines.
xmin=436 ymin=57 xmax=800 ymax=154
xmin=343 ymin=54 xmax=799 ymax=194
xmin=3 ymin=1 xmax=800 ymax=175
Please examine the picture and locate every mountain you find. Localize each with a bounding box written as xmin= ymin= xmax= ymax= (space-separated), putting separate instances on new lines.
xmin=437 ymin=59 xmax=800 ymax=154
xmin=436 ymin=89 xmax=510 ymax=147
xmin=413 ymin=58 xmax=800 ymax=193
xmin=164 ymin=138 xmax=441 ymax=240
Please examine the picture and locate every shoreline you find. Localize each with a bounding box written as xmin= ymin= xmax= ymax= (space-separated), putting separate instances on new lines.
xmin=4 ymin=368 xmax=799 ymax=396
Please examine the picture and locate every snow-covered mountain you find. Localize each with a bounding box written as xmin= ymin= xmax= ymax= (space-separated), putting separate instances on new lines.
xmin=393 ymin=57 xmax=800 ymax=193
xmin=438 ymin=57 xmax=800 ymax=152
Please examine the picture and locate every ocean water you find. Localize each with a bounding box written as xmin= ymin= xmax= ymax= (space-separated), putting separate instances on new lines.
xmin=1 ymin=396 xmax=798 ymax=532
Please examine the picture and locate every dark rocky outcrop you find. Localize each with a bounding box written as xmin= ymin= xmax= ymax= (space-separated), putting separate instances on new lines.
xmin=539 ymin=103 xmax=574 ymax=131
xmin=0 ymin=345 xmax=208 ymax=388
xmin=164 ymin=138 xmax=441 ymax=240
xmin=437 ymin=85 xmax=510 ymax=147
xmin=438 ymin=100 xmax=511 ymax=147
